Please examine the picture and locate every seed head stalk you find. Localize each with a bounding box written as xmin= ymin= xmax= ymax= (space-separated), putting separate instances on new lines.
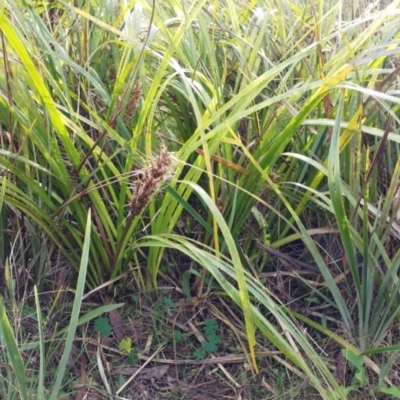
xmin=111 ymin=147 xmax=173 ymax=280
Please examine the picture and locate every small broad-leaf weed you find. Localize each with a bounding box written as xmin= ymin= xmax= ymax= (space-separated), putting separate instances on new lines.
xmin=192 ymin=318 xmax=221 ymax=360
xmin=94 ymin=317 xmax=113 ymax=336
xmin=342 ymin=349 xmax=400 ymax=398
xmin=203 ymin=318 xmax=218 ymax=336
xmin=163 ymin=296 xmax=175 ymax=308
xmin=128 ymin=347 xmax=139 ymax=365
xmin=174 ymin=329 xmax=184 ymax=343
xmin=119 ymin=337 xmax=132 ymax=354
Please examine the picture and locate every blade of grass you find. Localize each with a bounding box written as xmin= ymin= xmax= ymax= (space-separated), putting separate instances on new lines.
xmin=328 ymin=93 xmax=362 ymax=341
xmin=34 ymin=286 xmax=45 ymax=399
xmin=185 ymin=181 xmax=258 ymax=373
xmin=49 ymin=209 xmax=91 ymax=400
xmin=0 ymin=297 xmax=28 ymax=399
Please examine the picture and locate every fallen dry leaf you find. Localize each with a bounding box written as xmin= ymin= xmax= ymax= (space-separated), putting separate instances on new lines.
xmin=74 ymin=385 xmax=86 ymax=400
xmin=67 ymin=344 xmax=79 ymax=371
xmin=335 ymin=351 xmax=346 ymax=385
xmin=109 ymin=307 xmax=126 ymax=341
xmin=74 ymin=354 xmax=88 ymax=400
xmin=80 ymin=354 xmax=87 ymax=383
xmin=167 ymin=375 xmax=180 ymax=391
xmin=117 ymin=365 xmax=169 ymax=379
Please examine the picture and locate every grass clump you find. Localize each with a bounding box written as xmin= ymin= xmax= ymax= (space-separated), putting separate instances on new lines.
xmin=1 ymin=0 xmax=400 ymax=398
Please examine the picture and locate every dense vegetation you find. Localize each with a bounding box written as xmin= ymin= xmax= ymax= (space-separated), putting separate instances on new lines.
xmin=1 ymin=0 xmax=400 ymax=398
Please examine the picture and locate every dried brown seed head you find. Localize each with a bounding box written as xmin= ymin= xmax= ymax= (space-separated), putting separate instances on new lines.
xmin=129 ymin=146 xmax=173 ymax=217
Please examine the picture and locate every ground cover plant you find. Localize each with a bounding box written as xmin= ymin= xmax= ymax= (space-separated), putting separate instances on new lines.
xmin=1 ymin=0 xmax=400 ymax=398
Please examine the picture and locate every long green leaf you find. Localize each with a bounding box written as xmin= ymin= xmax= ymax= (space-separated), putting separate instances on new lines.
xmin=49 ymin=209 xmax=91 ymax=400
xmin=185 ymin=182 xmax=258 ymax=372
xmin=34 ymin=286 xmax=45 ymax=399
xmin=0 ymin=297 xmax=28 ymax=399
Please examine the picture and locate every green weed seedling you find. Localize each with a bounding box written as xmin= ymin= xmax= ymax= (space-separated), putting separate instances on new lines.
xmin=93 ymin=317 xmax=113 ymax=336
xmin=156 ymin=296 xmax=176 ymax=320
xmin=163 ymin=296 xmax=176 ymax=309
xmin=174 ymin=330 xmax=184 ymax=344
xmin=93 ymin=315 xmax=138 ymax=366
xmin=342 ymin=349 xmax=400 ymax=399
xmin=192 ymin=318 xmax=221 ymax=361
xmin=342 ymin=349 xmax=367 ymax=392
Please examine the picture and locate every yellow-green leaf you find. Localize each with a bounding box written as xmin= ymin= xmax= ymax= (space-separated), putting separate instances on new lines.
xmin=119 ymin=338 xmax=132 ymax=355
